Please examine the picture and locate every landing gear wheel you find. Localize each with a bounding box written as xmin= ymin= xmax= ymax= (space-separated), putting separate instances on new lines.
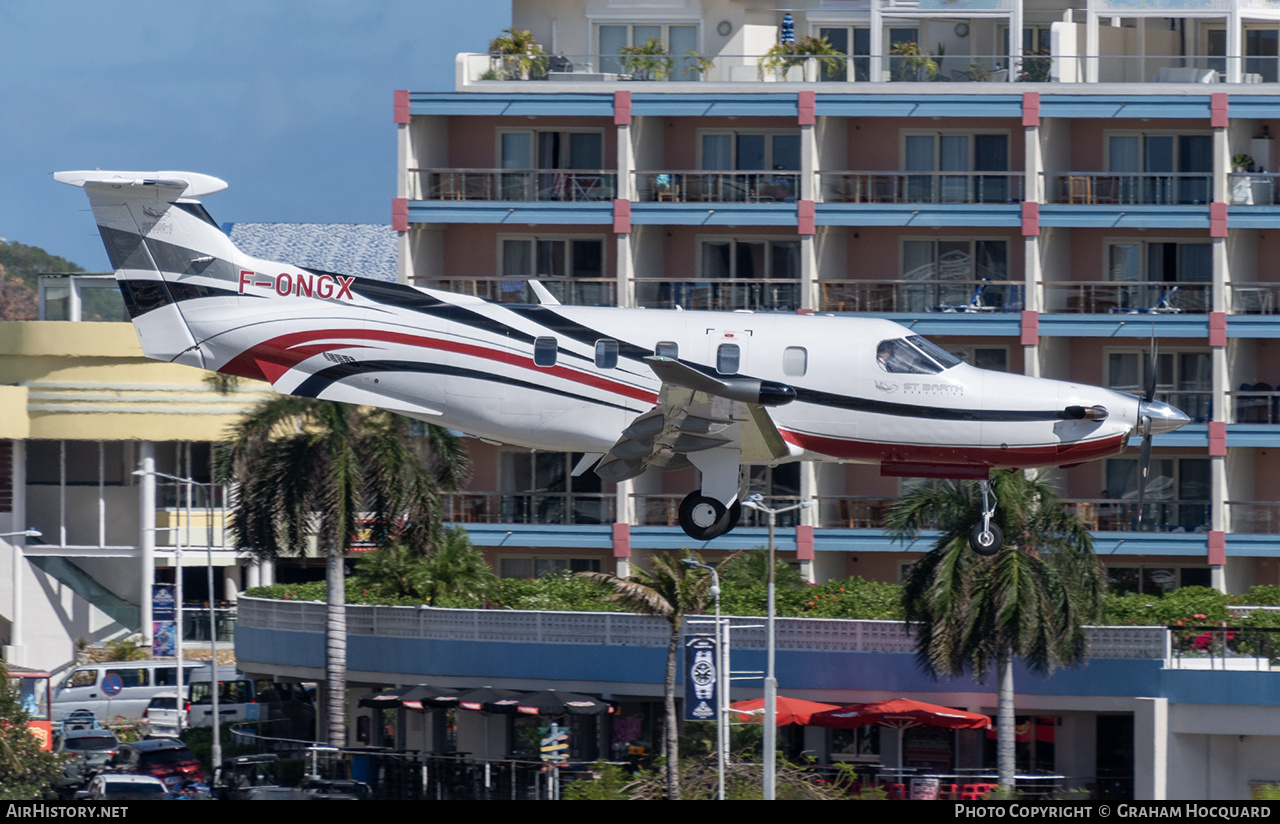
xmin=969 ymin=523 xmax=1004 ymax=556
xmin=679 ymin=492 xmax=737 ymax=541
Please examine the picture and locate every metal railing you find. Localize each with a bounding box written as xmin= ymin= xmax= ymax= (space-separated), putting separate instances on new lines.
xmin=429 ymin=277 xmax=617 ymax=306
xmin=442 ymin=492 xmax=616 ymax=526
xmin=408 ymin=169 xmax=617 ymax=202
xmin=1047 ymin=172 xmax=1213 ymax=206
xmin=633 ymin=278 xmax=800 ymax=312
xmin=1040 ymin=281 xmax=1209 ymax=314
xmin=634 ymin=171 xmax=801 ymax=203
xmin=1230 ymin=391 xmax=1280 ymax=424
xmin=1168 ymin=626 xmax=1280 ymax=670
xmin=818 ymin=171 xmax=1024 ymax=204
xmin=1064 ymin=498 xmax=1211 ymax=533
xmin=1225 ymin=501 xmax=1280 ymax=534
xmin=182 ymin=607 xmax=236 ymax=643
xmin=818 ymin=279 xmax=1023 ymax=313
xmin=1228 ymin=282 xmax=1279 ymax=315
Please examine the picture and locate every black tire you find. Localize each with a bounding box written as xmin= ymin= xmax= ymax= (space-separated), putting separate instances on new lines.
xmin=679 ymin=492 xmax=733 ymax=541
xmin=722 ymin=500 xmax=742 ymax=536
xmin=969 ymin=523 xmax=1004 ymax=556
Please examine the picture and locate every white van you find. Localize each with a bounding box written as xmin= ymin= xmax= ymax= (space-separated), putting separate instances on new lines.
xmin=187 ymin=667 xmax=314 ymax=738
xmin=52 ymin=661 xmax=203 ymax=724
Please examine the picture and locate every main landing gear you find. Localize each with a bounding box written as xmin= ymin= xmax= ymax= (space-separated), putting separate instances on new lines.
xmin=678 ymin=492 xmax=742 ymax=541
xmin=968 ymin=479 xmax=1004 ymax=556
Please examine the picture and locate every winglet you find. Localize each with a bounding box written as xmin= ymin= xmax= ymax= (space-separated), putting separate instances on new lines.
xmin=528 ymin=280 xmax=562 ymax=306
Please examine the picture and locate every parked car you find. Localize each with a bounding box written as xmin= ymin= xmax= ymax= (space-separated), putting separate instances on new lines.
xmin=50 ymin=729 xmax=120 ymax=800
xmin=80 ymin=774 xmax=168 ymax=801
xmin=187 ymin=667 xmax=314 ymax=738
xmin=52 ymin=660 xmax=202 ymax=722
xmin=140 ymin=691 xmax=187 ymax=738
xmin=103 ymin=739 xmax=203 ymax=788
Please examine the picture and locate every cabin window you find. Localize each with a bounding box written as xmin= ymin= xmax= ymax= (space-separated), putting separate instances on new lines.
xmin=595 ymin=339 xmax=619 ymax=369
xmin=655 ymin=341 xmax=678 ymax=359
xmin=783 ymin=346 xmax=807 ymax=377
xmin=716 ymin=344 xmax=741 ymax=375
xmin=534 ymin=337 xmax=558 ymax=367
xmin=875 ymin=339 xmax=941 ymax=375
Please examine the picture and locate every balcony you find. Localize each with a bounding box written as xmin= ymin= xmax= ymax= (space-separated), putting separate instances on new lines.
xmin=1041 ymin=281 xmax=1209 ymax=314
xmin=634 ymin=171 xmax=801 ymax=203
xmin=1232 ymin=390 xmax=1280 ymax=424
xmin=818 ymin=279 xmax=1023 ymax=314
xmin=429 ymin=277 xmax=616 ymax=306
xmin=1067 ymin=498 xmax=1211 ymax=533
xmin=443 ymin=492 xmax=616 ymax=526
xmin=1225 ymin=502 xmax=1280 ymax=534
xmin=633 ymin=278 xmax=800 ymax=312
xmin=1049 ymin=173 xmax=1212 ymax=206
xmin=1228 ymin=283 xmax=1279 ymax=315
xmin=819 ymin=172 xmax=1023 ymax=205
xmin=408 ymin=169 xmax=616 ymax=202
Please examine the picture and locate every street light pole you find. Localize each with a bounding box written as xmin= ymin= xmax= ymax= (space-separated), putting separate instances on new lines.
xmin=2 ymin=529 xmax=41 ymax=660
xmin=133 ymin=468 xmax=220 ymax=768
xmin=739 ymin=494 xmax=813 ymax=801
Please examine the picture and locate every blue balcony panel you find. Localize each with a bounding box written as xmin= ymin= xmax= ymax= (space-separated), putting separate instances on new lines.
xmin=1038 ymin=96 xmax=1212 ymax=120
xmin=409 ymin=91 xmax=614 ymax=117
xmin=1226 ymin=206 xmax=1280 ymax=229
xmin=1126 ymin=423 xmax=1209 ymax=448
xmin=848 ymin=313 xmax=1021 ymax=336
xmin=814 ymin=95 xmax=1023 ymax=119
xmin=632 ymin=94 xmax=798 ymax=118
xmin=1227 ymin=315 xmax=1280 ymax=339
xmin=817 ymin=203 xmax=1021 ymax=228
xmin=1094 ymin=532 xmax=1209 ymax=557
xmin=407 ymin=201 xmax=613 ymax=226
xmin=1039 ymin=204 xmax=1210 ymax=230
xmin=1223 ymin=99 xmax=1280 ymax=120
xmin=1226 ymin=424 xmax=1280 ymax=448
xmin=1038 ymin=314 xmax=1209 ymax=338
xmin=630 ymin=202 xmax=797 ymax=227
xmin=456 ymin=523 xmax=615 ymax=550
xmin=1227 ymin=534 xmax=1280 ymax=557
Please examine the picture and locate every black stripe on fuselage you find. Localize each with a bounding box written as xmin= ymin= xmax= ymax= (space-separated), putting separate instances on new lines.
xmin=291 ymin=359 xmax=642 ymax=413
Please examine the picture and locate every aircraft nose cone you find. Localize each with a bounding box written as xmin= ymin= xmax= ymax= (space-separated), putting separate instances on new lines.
xmin=1140 ymin=399 xmax=1192 ymax=434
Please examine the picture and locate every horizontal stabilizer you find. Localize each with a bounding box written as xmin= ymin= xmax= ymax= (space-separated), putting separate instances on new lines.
xmin=54 ymin=170 xmax=228 ymax=199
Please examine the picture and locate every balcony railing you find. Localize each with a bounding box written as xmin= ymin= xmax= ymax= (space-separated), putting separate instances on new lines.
xmin=443 ymin=492 xmax=616 ymax=526
xmin=1040 ymin=281 xmax=1209 ymax=314
xmin=818 ymin=279 xmax=1023 ymax=314
xmin=429 ymin=277 xmax=616 ymax=306
xmin=408 ymin=169 xmax=616 ymax=202
xmin=1228 ymin=282 xmax=1279 ymax=314
xmin=1225 ymin=502 xmax=1280 ymax=534
xmin=818 ymin=171 xmax=1023 ymax=204
xmin=633 ymin=278 xmax=801 ymax=312
xmin=1227 ymin=172 xmax=1280 ymax=206
xmin=1048 ymin=173 xmax=1212 ymax=206
xmin=1066 ymin=499 xmax=1211 ymax=533
xmin=1231 ymin=390 xmax=1280 ymax=424
xmin=634 ymin=171 xmax=801 ymax=203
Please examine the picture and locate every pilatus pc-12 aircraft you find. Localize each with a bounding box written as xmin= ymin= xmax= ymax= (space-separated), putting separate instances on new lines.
xmin=57 ymin=170 xmax=1191 ymax=553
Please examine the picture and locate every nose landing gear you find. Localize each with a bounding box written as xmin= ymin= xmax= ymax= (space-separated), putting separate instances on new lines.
xmin=968 ymin=479 xmax=1004 ymax=556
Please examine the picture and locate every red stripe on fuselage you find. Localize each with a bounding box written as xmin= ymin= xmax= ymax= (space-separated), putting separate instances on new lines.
xmin=779 ymin=429 xmax=1129 ymax=472
xmin=219 ymin=328 xmax=659 ymax=404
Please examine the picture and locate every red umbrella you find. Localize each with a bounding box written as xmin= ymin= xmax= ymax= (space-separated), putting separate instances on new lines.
xmin=729 ymin=696 xmax=839 ymax=727
xmin=809 ymin=698 xmax=990 ymax=731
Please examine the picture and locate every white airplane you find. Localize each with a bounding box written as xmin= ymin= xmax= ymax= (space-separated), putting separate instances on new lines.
xmin=56 ymin=170 xmax=1191 ymax=553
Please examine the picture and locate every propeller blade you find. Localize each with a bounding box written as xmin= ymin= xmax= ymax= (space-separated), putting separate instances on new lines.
xmin=1144 ymin=333 xmax=1158 ymax=403
xmin=1137 ymin=416 xmax=1153 ymax=524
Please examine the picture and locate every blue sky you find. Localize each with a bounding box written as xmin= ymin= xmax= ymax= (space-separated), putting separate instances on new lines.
xmin=1 ymin=0 xmax=511 ymax=270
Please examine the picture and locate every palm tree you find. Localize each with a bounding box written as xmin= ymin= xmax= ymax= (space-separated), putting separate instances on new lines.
xmin=580 ymin=551 xmax=735 ymax=800
xmin=216 ymin=396 xmax=469 ymax=746
xmin=884 ymin=470 xmax=1104 ymax=791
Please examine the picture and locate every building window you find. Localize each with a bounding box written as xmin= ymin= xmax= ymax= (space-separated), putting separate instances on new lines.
xmin=817 ymin=26 xmax=870 ymax=81
xmin=599 ymin=24 xmax=698 ymax=79
xmin=499 ymin=451 xmax=607 ymax=525
xmin=1106 ymin=133 xmax=1213 ymax=205
xmin=499 ymin=236 xmax=608 ymax=304
xmin=1104 ymin=240 xmax=1210 ymax=312
xmin=1104 ymin=457 xmax=1210 ymax=531
xmin=693 ymin=237 xmax=801 ymax=311
xmin=497 ymin=130 xmax=610 ymax=201
xmin=903 ymin=132 xmax=1011 ymax=203
xmin=900 ymin=238 xmax=1012 ymax=312
xmin=499 ymin=557 xmax=603 ymax=579
xmin=1106 ymin=348 xmax=1211 ymax=421
xmin=947 ymin=346 xmax=1009 ymax=372
xmin=1107 ymin=565 xmax=1212 ymax=595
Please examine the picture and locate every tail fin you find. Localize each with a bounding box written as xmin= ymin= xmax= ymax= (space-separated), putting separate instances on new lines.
xmin=56 ymin=170 xmax=242 ymax=368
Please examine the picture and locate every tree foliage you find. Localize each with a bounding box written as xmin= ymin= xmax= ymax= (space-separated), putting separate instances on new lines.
xmin=0 ymin=663 xmax=63 ymax=800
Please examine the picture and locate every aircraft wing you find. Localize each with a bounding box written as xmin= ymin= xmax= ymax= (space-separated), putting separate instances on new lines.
xmin=594 ymin=357 xmax=793 ymax=483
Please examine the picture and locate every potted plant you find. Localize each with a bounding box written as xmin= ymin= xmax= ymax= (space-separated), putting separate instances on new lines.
xmin=758 ymin=34 xmax=845 ymax=81
xmin=1234 ymin=154 xmax=1255 ymax=173
xmin=682 ymin=51 xmax=716 ymax=81
xmin=1018 ymin=48 xmax=1052 ymax=83
xmin=489 ymin=28 xmax=548 ymax=80
xmin=619 ymin=38 xmax=674 ymax=81
xmin=964 ymin=60 xmax=992 ymax=82
xmin=889 ymin=42 xmax=938 ymax=82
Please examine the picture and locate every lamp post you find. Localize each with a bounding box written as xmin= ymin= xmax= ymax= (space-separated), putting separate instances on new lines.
xmin=739 ymin=494 xmax=813 ymax=801
xmin=133 ymin=468 xmax=221 ymax=768
xmin=2 ymin=529 xmax=41 ymax=660
xmin=682 ymin=556 xmax=725 ymax=801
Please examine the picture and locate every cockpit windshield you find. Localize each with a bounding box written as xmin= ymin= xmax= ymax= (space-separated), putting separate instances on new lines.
xmin=875 ymin=336 xmax=960 ymax=375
